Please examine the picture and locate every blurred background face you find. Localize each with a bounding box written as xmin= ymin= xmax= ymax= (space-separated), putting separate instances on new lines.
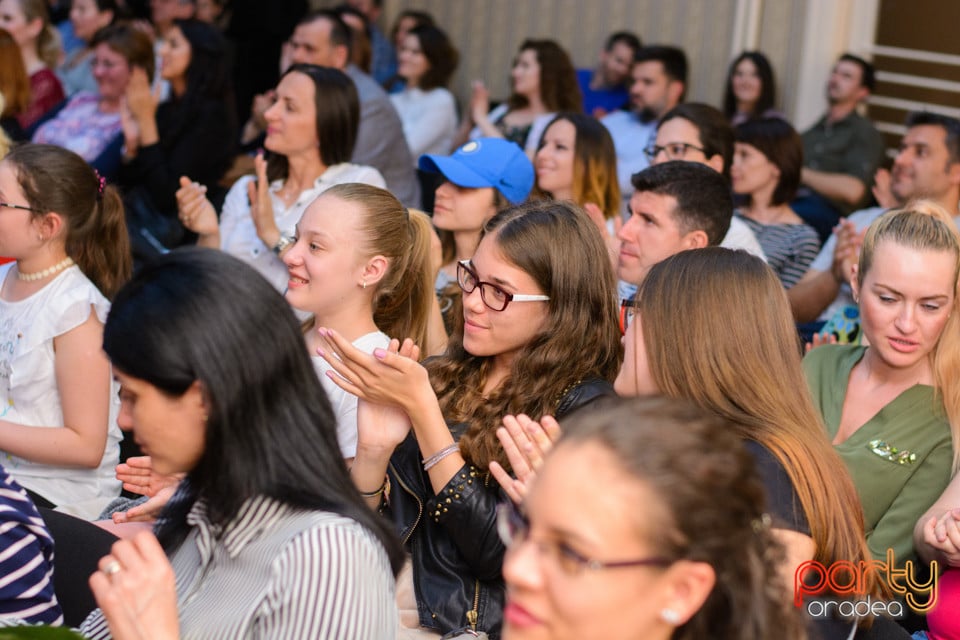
xmin=158 ymin=24 xmax=191 ymax=81
xmin=730 ymin=142 xmax=778 ymax=196
xmin=263 ymin=71 xmax=320 ymax=157
xmin=397 ymin=33 xmax=428 ymax=86
xmin=600 ymin=41 xmax=634 ymax=86
xmin=629 ymin=61 xmax=674 ymax=121
xmin=70 ymin=0 xmax=111 ymax=42
xmin=535 ymin=119 xmax=576 ymax=197
xmin=891 ymin=125 xmax=958 ymax=202
xmin=511 ymin=48 xmax=541 ymax=98
xmin=0 ymin=0 xmax=37 ymax=48
xmin=393 ymin=15 xmax=418 ymax=49
xmin=194 ymin=0 xmax=222 ymax=23
xmin=732 ymin=58 xmax=761 ymax=107
xmin=433 ymin=182 xmax=497 ymax=233
xmin=92 ymin=42 xmax=131 ymax=100
xmin=826 ymin=59 xmax=865 ymax=105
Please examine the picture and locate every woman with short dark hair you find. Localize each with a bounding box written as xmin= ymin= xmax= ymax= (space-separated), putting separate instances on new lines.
xmin=732 ymin=117 xmax=820 ymax=288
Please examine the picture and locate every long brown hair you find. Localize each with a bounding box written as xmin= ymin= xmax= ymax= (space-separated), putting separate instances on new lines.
xmin=634 ymin=247 xmax=881 ymax=597
xmin=858 ymin=201 xmax=960 ymax=473
xmin=7 ymin=144 xmax=131 ymax=298
xmin=321 ymin=183 xmax=434 ymax=350
xmin=534 ymin=113 xmax=620 ymax=219
xmin=0 ymin=28 xmax=30 ymax=117
xmin=428 ymin=200 xmax=621 ymax=470
xmin=506 ymin=39 xmax=582 ymax=113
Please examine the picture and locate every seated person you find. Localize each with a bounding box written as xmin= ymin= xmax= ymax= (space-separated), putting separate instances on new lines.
xmin=804 ymin=203 xmax=959 ymax=565
xmin=0 ymin=464 xmax=61 ymax=625
xmin=793 ymin=54 xmax=885 ymax=242
xmin=732 ymin=118 xmax=820 ymax=288
xmin=788 ymin=112 xmax=960 ymax=335
xmin=576 ymin=31 xmax=641 ymax=117
xmin=33 ymin=23 xmax=153 ymax=181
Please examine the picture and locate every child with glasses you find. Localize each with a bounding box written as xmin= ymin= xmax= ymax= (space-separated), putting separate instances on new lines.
xmin=317 ymin=199 xmax=621 ymax=638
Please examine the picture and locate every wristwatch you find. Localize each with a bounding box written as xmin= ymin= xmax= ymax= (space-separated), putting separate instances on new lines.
xmin=271 ymin=234 xmax=295 ymax=255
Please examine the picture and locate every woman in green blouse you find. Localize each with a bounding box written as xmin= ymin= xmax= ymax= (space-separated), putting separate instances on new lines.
xmin=803 ymin=201 xmax=960 ymax=564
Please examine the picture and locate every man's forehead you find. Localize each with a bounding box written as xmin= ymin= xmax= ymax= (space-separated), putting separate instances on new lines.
xmin=903 ymin=124 xmax=946 ymax=149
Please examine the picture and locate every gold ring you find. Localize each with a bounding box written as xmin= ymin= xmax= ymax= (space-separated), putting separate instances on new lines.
xmin=102 ymin=560 xmax=121 ymax=576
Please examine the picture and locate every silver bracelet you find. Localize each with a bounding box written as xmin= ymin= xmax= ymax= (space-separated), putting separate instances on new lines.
xmin=423 ymin=444 xmax=460 ymax=471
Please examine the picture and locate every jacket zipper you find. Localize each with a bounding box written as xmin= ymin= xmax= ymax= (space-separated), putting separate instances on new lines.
xmin=467 ymin=579 xmax=480 ymax=630
xmin=389 ymin=461 xmax=423 ymax=544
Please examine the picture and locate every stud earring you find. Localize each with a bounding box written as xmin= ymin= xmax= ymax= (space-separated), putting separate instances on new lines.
xmin=660 ymin=608 xmax=682 ymax=625
xmin=362 ymin=279 xmax=367 ymax=289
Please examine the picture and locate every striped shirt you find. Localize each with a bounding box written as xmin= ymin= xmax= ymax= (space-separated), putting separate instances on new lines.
xmin=737 ymin=213 xmax=821 ymax=288
xmin=80 ymin=496 xmax=397 ymax=639
xmin=0 ymin=466 xmax=62 ymax=625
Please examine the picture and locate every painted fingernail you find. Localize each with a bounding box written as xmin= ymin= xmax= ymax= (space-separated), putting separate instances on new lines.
xmin=374 ymin=348 xmax=387 ymax=359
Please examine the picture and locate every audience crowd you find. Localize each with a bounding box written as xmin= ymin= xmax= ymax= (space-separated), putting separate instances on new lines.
xmin=0 ymin=2 xmax=958 ymax=639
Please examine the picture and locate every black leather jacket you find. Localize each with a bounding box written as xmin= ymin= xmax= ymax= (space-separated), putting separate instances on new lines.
xmin=382 ymin=378 xmax=614 ymax=638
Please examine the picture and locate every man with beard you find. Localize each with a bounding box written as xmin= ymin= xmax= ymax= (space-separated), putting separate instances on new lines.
xmin=789 ymin=111 xmax=960 ymax=327
xmin=602 ymin=46 xmax=687 ymax=210
xmin=793 ymin=54 xmax=884 ymax=241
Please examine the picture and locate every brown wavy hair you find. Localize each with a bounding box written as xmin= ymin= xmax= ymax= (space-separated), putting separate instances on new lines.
xmin=427 ymin=200 xmax=621 ymax=470
xmin=634 ymin=247 xmax=882 ymax=600
xmin=9 ymin=144 xmax=131 ymax=298
xmin=507 ymin=39 xmax=582 ymax=113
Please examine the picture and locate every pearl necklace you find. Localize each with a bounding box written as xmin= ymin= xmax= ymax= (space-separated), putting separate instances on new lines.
xmin=17 ymin=257 xmax=74 ymax=282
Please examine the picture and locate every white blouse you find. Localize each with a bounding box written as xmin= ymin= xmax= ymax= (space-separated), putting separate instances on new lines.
xmin=390 ymin=86 xmax=458 ymax=160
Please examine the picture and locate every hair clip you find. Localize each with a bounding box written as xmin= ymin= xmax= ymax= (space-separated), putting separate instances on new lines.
xmin=94 ymin=169 xmax=106 ymax=198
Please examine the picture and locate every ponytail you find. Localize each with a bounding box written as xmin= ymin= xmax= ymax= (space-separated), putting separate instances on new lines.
xmin=373 ymin=208 xmax=434 ymax=351
xmin=6 ymin=144 xmax=132 ymax=299
xmin=37 ymin=23 xmax=60 ymax=69
xmin=321 ymin=183 xmax=434 ymax=352
xmin=66 ymin=185 xmax=132 ymax=299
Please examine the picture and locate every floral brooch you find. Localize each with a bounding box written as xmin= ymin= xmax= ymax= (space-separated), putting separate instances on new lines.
xmin=868 ymin=439 xmax=917 ymax=465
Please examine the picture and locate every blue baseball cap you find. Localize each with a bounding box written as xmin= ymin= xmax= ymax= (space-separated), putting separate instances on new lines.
xmin=419 ymin=138 xmax=534 ymax=205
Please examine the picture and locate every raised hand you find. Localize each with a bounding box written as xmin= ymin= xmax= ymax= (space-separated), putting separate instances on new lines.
xmin=872 ymin=168 xmax=896 ymax=209
xmin=177 ymin=176 xmax=219 ymax=236
xmin=805 ymin=331 xmax=838 ymax=355
xmin=317 ymin=329 xmax=429 ymax=411
xmin=469 ymin=80 xmax=491 ymax=126
xmin=247 ymin=152 xmax=280 ymax=248
xmin=489 ymin=414 xmax=562 ymax=504
xmin=89 ymin=532 xmax=180 ymax=640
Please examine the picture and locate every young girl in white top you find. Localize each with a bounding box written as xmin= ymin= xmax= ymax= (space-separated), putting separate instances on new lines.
xmin=0 ymin=143 xmax=130 ymax=517
xmin=283 ymin=183 xmax=435 ymax=461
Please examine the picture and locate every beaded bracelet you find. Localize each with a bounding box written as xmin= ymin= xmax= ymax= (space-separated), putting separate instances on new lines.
xmin=423 ymin=444 xmax=460 ymax=471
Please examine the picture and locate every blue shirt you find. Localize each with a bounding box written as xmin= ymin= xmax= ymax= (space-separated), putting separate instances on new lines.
xmin=577 ymin=69 xmax=629 ymax=117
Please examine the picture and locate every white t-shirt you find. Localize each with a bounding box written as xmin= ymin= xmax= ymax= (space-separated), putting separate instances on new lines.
xmin=390 ymin=87 xmax=458 ymax=160
xmin=0 ymin=264 xmax=121 ymax=516
xmin=219 ymin=163 xmax=386 ymax=293
xmin=721 ymin=216 xmax=767 ymax=262
xmin=311 ymin=331 xmax=391 ymax=459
